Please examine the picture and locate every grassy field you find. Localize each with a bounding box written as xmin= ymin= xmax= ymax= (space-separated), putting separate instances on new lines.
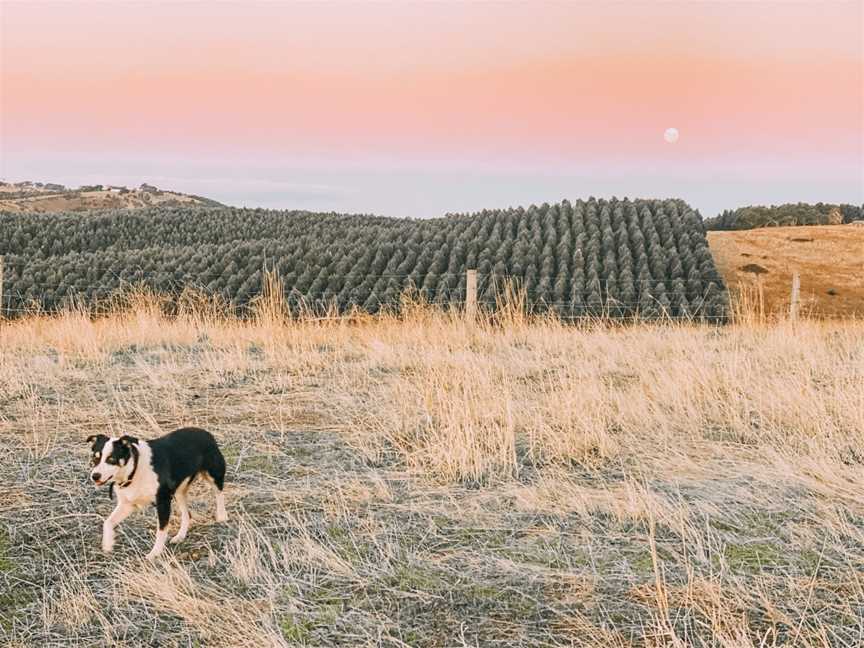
xmin=1 ymin=303 xmax=863 ymax=647
xmin=708 ymin=225 xmax=864 ymax=320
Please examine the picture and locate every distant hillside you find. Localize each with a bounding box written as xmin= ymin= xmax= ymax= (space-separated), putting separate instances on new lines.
xmin=708 ymin=224 xmax=864 ymax=319
xmin=0 ymin=180 xmax=224 ymax=213
xmin=705 ymin=202 xmax=862 ymax=230
xmin=0 ymin=198 xmax=729 ymax=321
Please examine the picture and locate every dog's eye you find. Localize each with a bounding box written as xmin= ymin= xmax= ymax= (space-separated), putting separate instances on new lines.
xmin=106 ymin=457 xmax=116 ymax=465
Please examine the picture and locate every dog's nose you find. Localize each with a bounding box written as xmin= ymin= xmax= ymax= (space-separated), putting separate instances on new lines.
xmin=92 ymin=472 xmax=101 ymax=482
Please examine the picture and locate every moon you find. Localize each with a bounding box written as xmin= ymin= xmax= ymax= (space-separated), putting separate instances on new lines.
xmin=664 ymin=127 xmax=679 ymax=144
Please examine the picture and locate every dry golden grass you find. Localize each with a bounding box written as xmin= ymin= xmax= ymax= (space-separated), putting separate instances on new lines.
xmin=708 ymin=225 xmax=864 ymax=320
xmin=0 ymin=188 xmax=214 ymax=214
xmin=1 ymin=301 xmax=862 ymax=646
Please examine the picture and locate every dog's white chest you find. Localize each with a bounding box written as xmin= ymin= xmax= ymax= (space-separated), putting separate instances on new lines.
xmin=117 ymin=481 xmax=156 ymax=508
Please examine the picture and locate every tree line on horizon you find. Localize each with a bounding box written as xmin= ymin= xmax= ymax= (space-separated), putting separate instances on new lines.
xmin=704 ymin=202 xmax=863 ymax=230
xmin=0 ymin=198 xmax=729 ymax=321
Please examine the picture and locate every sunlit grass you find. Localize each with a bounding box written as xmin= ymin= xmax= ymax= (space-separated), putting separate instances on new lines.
xmin=1 ymin=297 xmax=862 ymax=646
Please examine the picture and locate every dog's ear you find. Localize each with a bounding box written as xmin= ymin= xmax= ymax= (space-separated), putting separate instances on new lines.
xmin=118 ymin=435 xmax=138 ymax=448
xmin=86 ymin=434 xmax=108 ymax=445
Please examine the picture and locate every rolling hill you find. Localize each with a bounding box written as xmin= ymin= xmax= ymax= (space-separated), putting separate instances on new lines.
xmin=708 ymin=224 xmax=864 ymax=319
xmin=0 ymin=180 xmax=224 ymax=213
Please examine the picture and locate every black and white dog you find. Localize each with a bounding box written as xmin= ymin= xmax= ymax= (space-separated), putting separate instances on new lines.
xmin=87 ymin=427 xmax=228 ymax=560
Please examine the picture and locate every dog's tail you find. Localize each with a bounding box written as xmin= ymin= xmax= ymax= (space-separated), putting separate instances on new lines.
xmin=204 ymin=444 xmax=226 ymax=491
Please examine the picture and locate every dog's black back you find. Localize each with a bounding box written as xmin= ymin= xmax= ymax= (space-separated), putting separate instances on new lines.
xmin=150 ymin=426 xmax=226 ymax=491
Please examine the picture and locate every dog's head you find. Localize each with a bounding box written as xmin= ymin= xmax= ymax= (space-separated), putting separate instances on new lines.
xmin=86 ymin=434 xmax=138 ymax=486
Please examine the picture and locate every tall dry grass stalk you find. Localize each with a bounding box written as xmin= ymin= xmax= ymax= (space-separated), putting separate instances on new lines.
xmin=250 ymin=267 xmax=288 ymax=326
xmin=728 ymin=280 xmax=768 ymax=326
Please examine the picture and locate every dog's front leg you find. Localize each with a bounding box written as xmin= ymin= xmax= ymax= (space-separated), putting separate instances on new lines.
xmin=102 ymin=502 xmax=132 ymax=553
xmin=146 ymin=487 xmax=172 ymax=560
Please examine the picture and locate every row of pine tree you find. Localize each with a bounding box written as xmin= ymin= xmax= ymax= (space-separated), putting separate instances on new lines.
xmin=0 ymin=198 xmax=729 ymax=320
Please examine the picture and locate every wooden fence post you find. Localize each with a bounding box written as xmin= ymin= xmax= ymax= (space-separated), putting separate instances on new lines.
xmin=789 ymin=272 xmax=800 ymax=322
xmin=465 ymin=269 xmax=477 ymax=321
xmin=757 ymin=275 xmax=765 ymax=322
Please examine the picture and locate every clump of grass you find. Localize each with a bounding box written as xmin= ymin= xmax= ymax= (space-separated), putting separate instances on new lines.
xmin=0 ymin=528 xmax=11 ymax=573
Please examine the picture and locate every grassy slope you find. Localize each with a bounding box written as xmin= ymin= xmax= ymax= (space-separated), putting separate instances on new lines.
xmin=0 ymin=188 xmax=223 ymax=213
xmin=708 ymin=224 xmax=864 ymax=319
xmin=1 ymin=305 xmax=862 ymax=646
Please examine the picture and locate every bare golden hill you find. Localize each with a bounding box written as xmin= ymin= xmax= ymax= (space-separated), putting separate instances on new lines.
xmin=708 ymin=224 xmax=864 ymax=318
xmin=0 ymin=181 xmax=223 ymax=213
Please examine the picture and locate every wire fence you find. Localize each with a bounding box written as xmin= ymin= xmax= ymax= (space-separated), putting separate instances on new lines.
xmin=0 ymin=262 xmax=733 ymax=324
xmin=0 ymin=268 xmax=719 ymax=287
xmin=1 ymin=265 xmax=855 ymax=323
xmin=0 ymin=265 xmax=714 ymax=281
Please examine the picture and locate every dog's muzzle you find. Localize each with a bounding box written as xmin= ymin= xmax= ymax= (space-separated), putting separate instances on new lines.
xmin=91 ymin=472 xmax=113 ymax=486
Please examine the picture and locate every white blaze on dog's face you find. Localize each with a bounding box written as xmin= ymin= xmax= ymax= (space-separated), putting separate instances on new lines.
xmin=87 ymin=434 xmax=136 ymax=486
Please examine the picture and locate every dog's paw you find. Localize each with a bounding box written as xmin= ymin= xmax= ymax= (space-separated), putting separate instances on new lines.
xmin=101 ymin=533 xmax=115 ymax=553
xmin=144 ymin=549 xmax=163 ymax=561
xmin=169 ymin=533 xmax=187 ymax=544
xmin=215 ymin=511 xmax=228 ymax=523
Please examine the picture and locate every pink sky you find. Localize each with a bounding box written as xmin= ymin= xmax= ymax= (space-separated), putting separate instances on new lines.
xmin=1 ymin=1 xmax=862 ymax=216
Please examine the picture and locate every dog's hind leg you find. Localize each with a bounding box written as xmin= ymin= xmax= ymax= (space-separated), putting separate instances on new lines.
xmin=203 ymin=449 xmax=228 ymax=522
xmin=102 ymin=501 xmax=132 ymax=553
xmin=170 ymin=481 xmax=192 ymax=544
xmin=214 ymin=487 xmax=227 ymax=523
xmin=146 ymin=487 xmax=172 ymax=560
xmin=203 ymin=474 xmax=228 ymax=522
